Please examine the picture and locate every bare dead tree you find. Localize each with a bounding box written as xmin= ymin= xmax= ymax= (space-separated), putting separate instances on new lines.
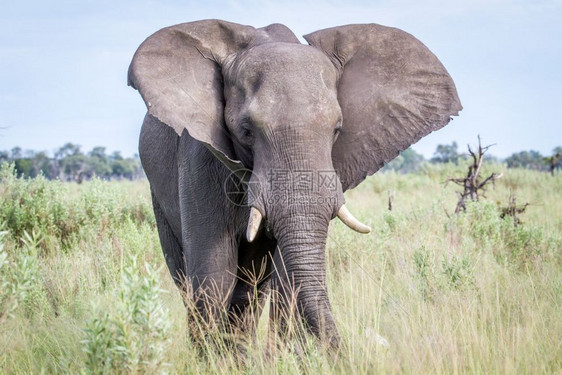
xmin=446 ymin=136 xmax=503 ymax=213
xmin=500 ymin=191 xmax=529 ymax=227
xmin=387 ymin=190 xmax=394 ymax=211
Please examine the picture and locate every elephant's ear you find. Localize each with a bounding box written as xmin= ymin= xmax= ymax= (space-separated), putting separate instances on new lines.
xmin=128 ymin=20 xmax=256 ymax=170
xmin=304 ymin=24 xmax=462 ymax=191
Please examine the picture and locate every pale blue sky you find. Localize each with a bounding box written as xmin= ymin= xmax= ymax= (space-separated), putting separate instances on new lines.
xmin=1 ymin=0 xmax=560 ymax=158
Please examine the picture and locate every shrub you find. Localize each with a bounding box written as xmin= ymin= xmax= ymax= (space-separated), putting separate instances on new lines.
xmin=0 ymin=164 xmax=70 ymax=250
xmin=0 ymin=230 xmax=47 ymax=322
xmin=0 ymin=163 xmax=154 ymax=254
xmin=82 ymin=257 xmax=171 ymax=374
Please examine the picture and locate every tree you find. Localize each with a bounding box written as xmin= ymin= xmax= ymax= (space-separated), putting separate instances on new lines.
xmin=383 ymin=147 xmax=425 ymax=173
xmin=108 ymin=151 xmax=144 ymax=180
xmin=31 ymin=151 xmax=54 ymax=178
xmin=0 ymin=144 xmax=143 ymax=181
xmin=446 ymin=137 xmax=502 ymax=213
xmin=10 ymin=147 xmax=22 ymax=160
xmin=111 ymin=159 xmax=132 ymax=179
xmin=89 ymin=147 xmax=109 ymax=164
xmin=87 ymin=147 xmax=111 ymax=178
xmin=548 ymin=147 xmax=562 ymax=176
xmin=55 ymin=143 xmax=85 ymax=181
xmin=500 ymin=192 xmax=529 ymax=227
xmin=54 ymin=143 xmax=82 ymax=159
xmin=431 ymin=141 xmax=459 ymax=164
xmin=0 ymin=151 xmax=9 ymax=164
xmin=14 ymin=158 xmax=33 ymax=177
xmin=62 ymin=153 xmax=88 ymax=182
xmin=505 ymin=150 xmax=547 ymax=171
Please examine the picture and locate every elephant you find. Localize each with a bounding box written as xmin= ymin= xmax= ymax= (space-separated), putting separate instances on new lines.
xmin=128 ymin=19 xmax=461 ymax=348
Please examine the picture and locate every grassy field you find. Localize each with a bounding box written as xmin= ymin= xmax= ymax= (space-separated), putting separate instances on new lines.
xmin=0 ymin=162 xmax=560 ymax=374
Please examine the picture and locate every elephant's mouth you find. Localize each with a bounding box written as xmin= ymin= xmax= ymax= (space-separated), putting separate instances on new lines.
xmin=246 ymin=205 xmax=370 ymax=243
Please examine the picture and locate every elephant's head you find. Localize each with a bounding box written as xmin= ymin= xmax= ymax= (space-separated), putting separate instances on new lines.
xmin=128 ymin=20 xmax=461 ymax=344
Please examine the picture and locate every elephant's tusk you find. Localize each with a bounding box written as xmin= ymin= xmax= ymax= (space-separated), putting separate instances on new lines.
xmin=337 ymin=205 xmax=371 ymax=234
xmin=246 ymin=207 xmax=263 ymax=242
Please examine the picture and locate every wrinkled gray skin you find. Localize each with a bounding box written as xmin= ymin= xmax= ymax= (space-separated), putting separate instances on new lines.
xmin=129 ymin=20 xmax=461 ymax=347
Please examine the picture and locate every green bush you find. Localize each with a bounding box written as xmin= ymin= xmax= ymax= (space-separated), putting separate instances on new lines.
xmin=0 ymin=230 xmax=47 ymax=322
xmin=0 ymin=163 xmax=154 ymax=254
xmin=82 ymin=257 xmax=171 ymax=374
xmin=0 ymin=164 xmax=69 ymax=248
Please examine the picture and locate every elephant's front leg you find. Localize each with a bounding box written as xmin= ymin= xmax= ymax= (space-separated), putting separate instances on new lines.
xmin=178 ymin=136 xmax=240 ymax=340
xmin=184 ymin=235 xmax=238 ymax=336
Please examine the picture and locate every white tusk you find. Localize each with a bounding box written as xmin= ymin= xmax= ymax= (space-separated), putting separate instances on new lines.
xmin=246 ymin=207 xmax=263 ymax=242
xmin=337 ymin=205 xmax=371 ymax=234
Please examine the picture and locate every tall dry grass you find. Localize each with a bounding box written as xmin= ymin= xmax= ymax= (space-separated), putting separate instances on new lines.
xmin=0 ymin=162 xmax=560 ymax=374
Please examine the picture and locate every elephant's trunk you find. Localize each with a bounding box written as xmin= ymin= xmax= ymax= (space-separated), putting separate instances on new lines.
xmin=247 ymin=132 xmax=344 ymax=346
xmin=267 ymin=204 xmax=341 ymax=347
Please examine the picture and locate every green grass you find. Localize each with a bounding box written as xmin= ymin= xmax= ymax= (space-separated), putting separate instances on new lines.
xmin=0 ymin=162 xmax=561 ymax=374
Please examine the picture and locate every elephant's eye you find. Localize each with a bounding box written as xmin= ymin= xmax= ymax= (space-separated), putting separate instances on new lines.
xmin=334 ymin=121 xmax=341 ymax=137
xmin=240 ymin=122 xmax=253 ymax=141
xmin=333 ymin=121 xmax=342 ymax=141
